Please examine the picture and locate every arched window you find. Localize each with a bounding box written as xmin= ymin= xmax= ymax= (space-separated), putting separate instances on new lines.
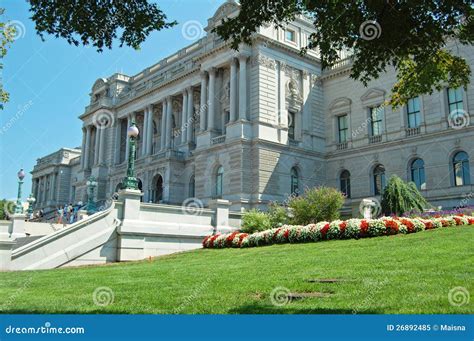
xmin=189 ymin=175 xmax=195 ymax=198
xmin=340 ymin=170 xmax=351 ymax=198
xmin=215 ymin=166 xmax=223 ymax=198
xmin=373 ymin=164 xmax=386 ymax=195
xmin=290 ymin=167 xmax=299 ymax=196
xmin=410 ymin=159 xmax=426 ymax=190
xmin=453 ymin=151 xmax=470 ymax=186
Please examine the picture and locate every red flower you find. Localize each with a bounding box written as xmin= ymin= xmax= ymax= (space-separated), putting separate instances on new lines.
xmin=424 ymin=221 xmax=434 ymax=229
xmin=320 ymin=223 xmax=330 ymax=239
xmin=273 ymin=228 xmax=281 ymax=241
xmin=400 ymin=218 xmax=414 ymax=233
xmin=360 ymin=220 xmax=369 ymax=237
xmin=202 ymin=236 xmax=210 ymax=247
xmin=226 ymin=232 xmax=238 ymax=246
xmin=238 ymin=233 xmax=248 ymax=247
xmin=468 ymin=218 xmax=474 ymax=225
xmin=283 ymin=229 xmax=290 ymax=240
xmin=453 ymin=217 xmax=462 ymax=225
xmin=339 ymin=222 xmax=347 ymax=235
xmin=384 ymin=220 xmax=399 ymax=235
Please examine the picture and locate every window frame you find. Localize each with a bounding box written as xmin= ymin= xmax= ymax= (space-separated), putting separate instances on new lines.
xmin=370 ymin=106 xmax=383 ymax=136
xmin=285 ymin=29 xmax=296 ymax=43
xmin=290 ymin=167 xmax=299 ymax=196
xmin=215 ymin=166 xmax=224 ymax=198
xmin=407 ymin=97 xmax=421 ymax=128
xmin=373 ymin=165 xmax=386 ymax=195
xmin=447 ymin=87 xmax=464 ymax=114
xmin=337 ymin=114 xmax=349 ymax=143
xmin=340 ymin=170 xmax=351 ymax=198
xmin=453 ymin=151 xmax=470 ymax=186
xmin=410 ymin=158 xmax=426 ymax=190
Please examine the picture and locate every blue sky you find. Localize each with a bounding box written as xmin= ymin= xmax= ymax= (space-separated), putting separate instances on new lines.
xmin=0 ymin=0 xmax=223 ymax=200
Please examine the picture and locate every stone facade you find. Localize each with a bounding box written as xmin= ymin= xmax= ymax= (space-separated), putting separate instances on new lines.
xmin=31 ymin=1 xmax=474 ymax=214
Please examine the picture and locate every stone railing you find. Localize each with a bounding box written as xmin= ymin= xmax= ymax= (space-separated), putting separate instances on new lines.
xmin=369 ymin=135 xmax=382 ymax=144
xmin=336 ymin=142 xmax=348 ymax=150
xmin=405 ymin=126 xmax=421 ymax=137
xmin=211 ymin=135 xmax=226 ymax=145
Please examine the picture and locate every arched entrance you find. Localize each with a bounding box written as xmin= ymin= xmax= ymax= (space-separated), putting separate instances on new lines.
xmin=151 ymin=174 xmax=163 ymax=203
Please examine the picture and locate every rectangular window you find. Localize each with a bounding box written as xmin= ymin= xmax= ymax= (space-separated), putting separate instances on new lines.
xmin=338 ymin=115 xmax=348 ymax=143
xmin=288 ymin=111 xmax=296 ymax=140
xmin=407 ymin=97 xmax=421 ymax=128
xmin=447 ymin=87 xmax=463 ymax=114
xmin=285 ymin=29 xmax=296 ymax=43
xmin=370 ymin=106 xmax=383 ymax=136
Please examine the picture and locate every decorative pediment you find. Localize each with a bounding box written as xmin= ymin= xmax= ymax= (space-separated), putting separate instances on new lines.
xmin=329 ymin=97 xmax=352 ymax=113
xmin=206 ymin=0 xmax=240 ymax=32
xmin=92 ymin=78 xmax=107 ymax=92
xmin=360 ymin=88 xmax=385 ymax=103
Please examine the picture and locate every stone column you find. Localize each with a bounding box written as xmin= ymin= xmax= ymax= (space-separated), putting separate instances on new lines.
xmin=84 ymin=125 xmax=91 ymax=169
xmin=98 ymin=125 xmax=105 ymax=164
xmin=146 ymin=105 xmax=154 ymax=155
xmin=37 ymin=177 xmax=43 ymax=205
xmin=114 ymin=119 xmax=121 ymax=164
xmin=181 ymin=90 xmax=188 ymax=144
xmin=230 ymin=58 xmax=238 ymax=122
xmin=238 ymin=54 xmax=250 ymax=120
xmin=125 ymin=115 xmax=131 ymax=160
xmin=93 ymin=127 xmax=100 ymax=165
xmin=165 ymin=97 xmax=172 ymax=149
xmin=207 ymin=68 xmax=216 ymax=131
xmin=80 ymin=128 xmax=86 ymax=169
xmin=50 ymin=172 xmax=56 ymax=202
xmin=141 ymin=108 xmax=149 ymax=157
xmin=160 ymin=101 xmax=167 ymax=151
xmin=199 ymin=71 xmax=207 ymax=132
xmin=186 ymin=87 xmax=194 ymax=143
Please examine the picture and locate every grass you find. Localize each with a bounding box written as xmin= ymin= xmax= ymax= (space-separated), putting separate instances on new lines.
xmin=0 ymin=226 xmax=473 ymax=314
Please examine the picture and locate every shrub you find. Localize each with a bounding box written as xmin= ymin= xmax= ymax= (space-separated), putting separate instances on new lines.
xmin=267 ymin=202 xmax=289 ymax=228
xmin=381 ymin=175 xmax=431 ymax=216
xmin=241 ymin=209 xmax=271 ymax=233
xmin=288 ymin=187 xmax=345 ymax=225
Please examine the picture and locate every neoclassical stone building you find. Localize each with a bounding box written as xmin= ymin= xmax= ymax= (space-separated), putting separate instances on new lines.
xmin=31 ymin=0 xmax=473 ymax=215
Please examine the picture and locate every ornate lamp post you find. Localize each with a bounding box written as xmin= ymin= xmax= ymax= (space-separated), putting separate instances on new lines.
xmin=122 ymin=121 xmax=139 ymax=190
xmin=26 ymin=194 xmax=36 ymax=216
xmin=86 ymin=176 xmax=98 ymax=213
xmin=14 ymin=169 xmax=25 ymax=214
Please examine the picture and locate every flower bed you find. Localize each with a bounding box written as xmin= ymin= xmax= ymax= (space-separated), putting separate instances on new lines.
xmin=202 ymin=215 xmax=474 ymax=249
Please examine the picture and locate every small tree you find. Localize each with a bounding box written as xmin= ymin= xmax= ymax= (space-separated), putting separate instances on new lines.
xmin=381 ymin=175 xmax=430 ymax=216
xmin=267 ymin=202 xmax=289 ymax=228
xmin=288 ymin=187 xmax=345 ymax=225
xmin=241 ymin=209 xmax=272 ymax=233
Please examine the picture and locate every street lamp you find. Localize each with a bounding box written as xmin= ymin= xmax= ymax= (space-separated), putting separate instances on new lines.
xmin=14 ymin=168 xmax=25 ymax=214
xmin=122 ymin=120 xmax=139 ymax=190
xmin=26 ymin=194 xmax=36 ymax=216
xmin=86 ymin=176 xmax=98 ymax=213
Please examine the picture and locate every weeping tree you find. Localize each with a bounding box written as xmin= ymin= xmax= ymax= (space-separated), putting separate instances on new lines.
xmin=381 ymin=175 xmax=430 ymax=216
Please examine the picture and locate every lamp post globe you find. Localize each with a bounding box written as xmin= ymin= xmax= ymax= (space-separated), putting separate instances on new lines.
xmin=86 ymin=176 xmax=98 ymax=213
xmin=26 ymin=194 xmax=36 ymax=216
xmin=122 ymin=121 xmax=140 ymax=190
xmin=14 ymin=168 xmax=26 ymax=214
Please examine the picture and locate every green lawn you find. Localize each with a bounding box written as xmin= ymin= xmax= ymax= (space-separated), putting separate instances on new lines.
xmin=0 ymin=226 xmax=473 ymax=314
